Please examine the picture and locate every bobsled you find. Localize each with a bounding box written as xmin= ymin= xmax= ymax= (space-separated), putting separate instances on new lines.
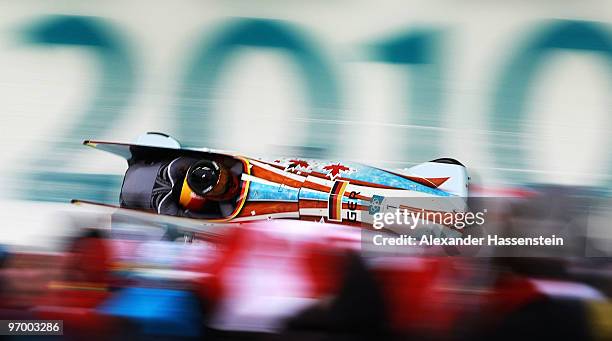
xmin=74 ymin=132 xmax=469 ymax=233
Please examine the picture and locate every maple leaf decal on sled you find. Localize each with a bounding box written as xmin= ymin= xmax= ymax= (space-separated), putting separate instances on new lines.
xmin=285 ymin=159 xmax=311 ymax=171
xmin=322 ymin=163 xmax=352 ymax=180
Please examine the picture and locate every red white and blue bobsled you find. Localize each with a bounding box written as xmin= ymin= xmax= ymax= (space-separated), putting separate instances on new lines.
xmin=73 ymin=132 xmax=469 ymax=234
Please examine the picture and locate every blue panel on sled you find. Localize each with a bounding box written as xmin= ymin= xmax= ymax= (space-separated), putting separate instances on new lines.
xmin=247 ymin=181 xmax=299 ymax=201
xmin=298 ymin=187 xmax=330 ymax=201
xmin=324 ymin=163 xmax=452 ymax=197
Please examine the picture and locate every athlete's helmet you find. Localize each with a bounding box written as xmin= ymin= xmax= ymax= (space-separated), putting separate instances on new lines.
xmin=179 ymin=160 xmax=231 ymax=210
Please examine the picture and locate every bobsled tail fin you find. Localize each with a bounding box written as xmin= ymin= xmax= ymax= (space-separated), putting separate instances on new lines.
xmin=405 ymin=158 xmax=469 ymax=197
xmin=83 ymin=140 xmax=134 ymax=160
xmin=83 ymin=132 xmax=183 ymax=161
